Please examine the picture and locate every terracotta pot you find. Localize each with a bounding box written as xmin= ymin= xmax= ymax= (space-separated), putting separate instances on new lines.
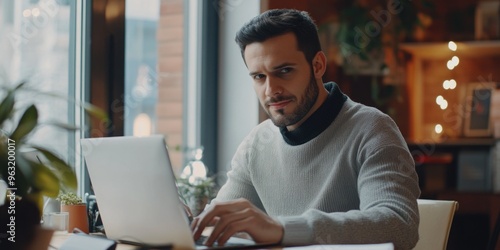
xmin=61 ymin=204 xmax=89 ymax=233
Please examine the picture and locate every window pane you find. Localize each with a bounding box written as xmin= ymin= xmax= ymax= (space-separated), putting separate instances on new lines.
xmin=124 ymin=0 xmax=159 ymax=139
xmin=0 ymin=0 xmax=74 ymax=162
xmin=125 ymin=0 xmax=184 ymax=174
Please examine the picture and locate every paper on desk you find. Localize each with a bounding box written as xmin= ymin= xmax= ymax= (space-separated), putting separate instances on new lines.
xmin=284 ymin=242 xmax=394 ymax=250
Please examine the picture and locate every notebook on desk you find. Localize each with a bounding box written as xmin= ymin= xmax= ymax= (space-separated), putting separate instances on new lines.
xmin=81 ymin=135 xmax=270 ymax=250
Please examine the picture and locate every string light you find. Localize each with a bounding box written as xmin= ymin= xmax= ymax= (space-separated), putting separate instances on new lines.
xmin=436 ymin=95 xmax=444 ymax=104
xmin=447 ymin=60 xmax=455 ymax=70
xmin=442 ymin=79 xmax=457 ymax=90
xmin=436 ymin=95 xmax=448 ymax=110
xmin=447 ymin=56 xmax=459 ymax=70
xmin=448 ymin=79 xmax=457 ymax=89
xmin=448 ymin=41 xmax=457 ymax=51
xmin=435 ymin=41 xmax=459 ymax=137
xmin=439 ymin=100 xmax=448 ymax=110
xmin=435 ymin=124 xmax=443 ymax=134
xmin=443 ymin=80 xmax=450 ymax=90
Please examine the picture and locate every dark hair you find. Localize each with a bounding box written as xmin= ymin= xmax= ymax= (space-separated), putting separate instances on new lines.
xmin=235 ymin=9 xmax=322 ymax=64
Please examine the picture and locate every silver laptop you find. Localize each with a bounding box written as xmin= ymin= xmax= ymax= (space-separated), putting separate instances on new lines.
xmin=81 ymin=135 xmax=261 ymax=249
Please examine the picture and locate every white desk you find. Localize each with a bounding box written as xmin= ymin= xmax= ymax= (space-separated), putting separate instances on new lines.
xmin=49 ymin=233 xmax=394 ymax=250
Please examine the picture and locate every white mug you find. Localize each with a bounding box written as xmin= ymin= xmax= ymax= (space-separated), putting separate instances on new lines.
xmin=44 ymin=212 xmax=69 ymax=233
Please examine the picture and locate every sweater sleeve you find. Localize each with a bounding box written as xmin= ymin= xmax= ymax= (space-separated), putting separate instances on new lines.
xmin=277 ymin=116 xmax=420 ymax=249
xmin=212 ymin=134 xmax=266 ymax=211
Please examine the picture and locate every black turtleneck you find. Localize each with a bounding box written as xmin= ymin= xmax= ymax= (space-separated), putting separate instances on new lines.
xmin=279 ymin=82 xmax=347 ymax=146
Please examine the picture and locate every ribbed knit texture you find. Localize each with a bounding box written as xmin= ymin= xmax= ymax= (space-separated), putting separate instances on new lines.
xmin=214 ymin=83 xmax=421 ymax=250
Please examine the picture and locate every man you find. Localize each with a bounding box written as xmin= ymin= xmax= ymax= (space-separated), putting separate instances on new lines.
xmin=191 ymin=9 xmax=420 ymax=249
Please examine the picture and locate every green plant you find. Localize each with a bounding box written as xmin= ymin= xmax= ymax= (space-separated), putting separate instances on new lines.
xmin=0 ymin=82 xmax=106 ymax=214
xmin=177 ymin=177 xmax=217 ymax=203
xmin=56 ymin=192 xmax=83 ymax=206
xmin=177 ymin=176 xmax=218 ymax=216
xmin=336 ymin=0 xmax=433 ymax=70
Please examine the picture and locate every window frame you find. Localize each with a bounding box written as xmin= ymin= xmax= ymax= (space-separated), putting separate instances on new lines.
xmin=71 ymin=0 xmax=92 ymax=197
xmin=184 ymin=0 xmax=219 ymax=175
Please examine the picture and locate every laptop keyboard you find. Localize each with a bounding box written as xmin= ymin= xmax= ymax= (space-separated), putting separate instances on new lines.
xmin=195 ymin=235 xmax=209 ymax=245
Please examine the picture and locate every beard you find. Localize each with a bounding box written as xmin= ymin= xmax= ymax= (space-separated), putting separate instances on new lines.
xmin=265 ymin=70 xmax=319 ymax=128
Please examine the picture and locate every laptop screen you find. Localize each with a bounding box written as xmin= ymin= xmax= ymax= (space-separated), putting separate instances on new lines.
xmin=81 ymin=135 xmax=196 ymax=249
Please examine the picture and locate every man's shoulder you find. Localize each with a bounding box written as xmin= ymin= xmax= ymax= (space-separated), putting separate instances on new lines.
xmin=341 ymin=98 xmax=390 ymax=120
xmin=257 ymin=118 xmax=274 ymax=127
xmin=243 ymin=119 xmax=280 ymax=143
xmin=338 ymin=99 xmax=402 ymax=138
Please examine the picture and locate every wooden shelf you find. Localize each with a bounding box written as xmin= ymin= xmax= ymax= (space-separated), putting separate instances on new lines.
xmin=401 ymin=40 xmax=500 ymax=141
xmin=401 ymin=40 xmax=500 ymax=59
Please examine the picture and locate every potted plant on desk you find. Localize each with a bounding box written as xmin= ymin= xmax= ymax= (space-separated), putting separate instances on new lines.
xmin=0 ymin=82 xmax=106 ymax=249
xmin=177 ymin=176 xmax=218 ymax=217
xmin=177 ymin=147 xmax=219 ymax=216
xmin=57 ymin=192 xmax=89 ymax=234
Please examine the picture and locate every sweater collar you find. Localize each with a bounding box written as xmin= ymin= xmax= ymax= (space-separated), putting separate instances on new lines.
xmin=279 ymin=82 xmax=347 ymax=146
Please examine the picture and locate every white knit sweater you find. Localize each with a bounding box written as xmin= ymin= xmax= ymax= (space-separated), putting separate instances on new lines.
xmin=214 ymin=83 xmax=420 ymax=249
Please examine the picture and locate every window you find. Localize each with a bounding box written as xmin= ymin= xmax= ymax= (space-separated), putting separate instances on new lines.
xmin=124 ymin=0 xmax=186 ymax=173
xmin=0 ymin=0 xmax=229 ymax=196
xmin=91 ymin=0 xmax=260 ymax=182
xmin=0 ymin=0 xmax=88 ymax=195
xmin=124 ymin=0 xmax=160 ymax=139
xmin=1 ymin=0 xmax=72 ymax=153
xmin=123 ymin=0 xmax=219 ymax=176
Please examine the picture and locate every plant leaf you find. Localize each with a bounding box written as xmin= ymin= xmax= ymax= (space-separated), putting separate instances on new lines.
xmin=30 ymin=146 xmax=66 ymax=166
xmin=57 ymin=192 xmax=82 ymax=205
xmin=0 ymin=90 xmax=15 ymax=126
xmin=40 ymin=121 xmax=80 ymax=131
xmin=10 ymin=104 xmax=38 ymax=141
xmin=32 ymin=161 xmax=60 ymax=197
xmin=6 ymin=85 xmax=109 ymax=123
xmin=30 ymin=146 xmax=77 ymax=191
xmin=0 ymin=148 xmax=30 ymax=197
xmin=13 ymin=81 xmax=27 ymax=90
xmin=82 ymin=102 xmax=108 ymax=121
xmin=57 ymin=166 xmax=78 ymax=192
xmin=14 ymin=154 xmax=36 ymax=196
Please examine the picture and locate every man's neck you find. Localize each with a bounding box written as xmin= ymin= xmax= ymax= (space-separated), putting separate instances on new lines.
xmin=279 ymin=82 xmax=347 ymax=146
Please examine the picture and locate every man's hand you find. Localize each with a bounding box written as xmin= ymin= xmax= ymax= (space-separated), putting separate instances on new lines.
xmin=191 ymin=198 xmax=284 ymax=246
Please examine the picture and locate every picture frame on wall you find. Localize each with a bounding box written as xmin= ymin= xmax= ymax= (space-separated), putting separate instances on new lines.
xmin=475 ymin=0 xmax=500 ymax=40
xmin=463 ymin=82 xmax=496 ymax=137
xmin=491 ymin=87 xmax=500 ymax=138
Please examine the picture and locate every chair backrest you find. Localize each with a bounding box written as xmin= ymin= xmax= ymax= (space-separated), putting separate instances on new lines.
xmin=413 ymin=199 xmax=458 ymax=250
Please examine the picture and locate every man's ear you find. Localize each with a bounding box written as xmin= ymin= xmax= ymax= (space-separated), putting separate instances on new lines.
xmin=312 ymin=51 xmax=327 ymax=78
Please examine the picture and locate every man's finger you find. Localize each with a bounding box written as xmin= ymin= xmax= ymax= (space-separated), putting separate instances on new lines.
xmin=193 ymin=203 xmax=238 ymax=239
xmin=205 ymin=209 xmax=250 ymax=246
xmin=215 ymin=217 xmax=253 ymax=246
xmin=190 ymin=217 xmax=200 ymax=231
xmin=183 ymin=203 xmax=193 ymax=218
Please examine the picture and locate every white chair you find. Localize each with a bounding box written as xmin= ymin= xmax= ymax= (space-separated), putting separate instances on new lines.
xmin=413 ymin=199 xmax=458 ymax=250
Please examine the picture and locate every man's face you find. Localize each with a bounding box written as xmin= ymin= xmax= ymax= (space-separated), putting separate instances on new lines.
xmin=244 ymin=33 xmax=320 ymax=129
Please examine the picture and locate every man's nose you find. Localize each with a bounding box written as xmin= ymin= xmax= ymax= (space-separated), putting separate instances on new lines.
xmin=265 ymin=77 xmax=283 ymax=97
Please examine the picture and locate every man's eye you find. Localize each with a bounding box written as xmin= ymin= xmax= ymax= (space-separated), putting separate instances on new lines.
xmin=279 ymin=67 xmax=292 ymax=74
xmin=253 ymin=74 xmax=265 ymax=80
